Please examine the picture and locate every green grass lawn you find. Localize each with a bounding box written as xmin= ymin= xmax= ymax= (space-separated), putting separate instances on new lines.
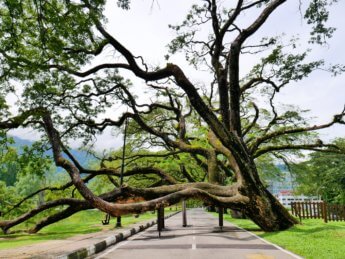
xmin=211 ymin=212 xmax=345 ymax=259
xmin=0 ymin=208 xmax=179 ymax=250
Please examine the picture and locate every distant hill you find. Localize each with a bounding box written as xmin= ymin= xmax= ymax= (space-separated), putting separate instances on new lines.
xmin=10 ymin=136 xmax=32 ymax=147
xmin=9 ymin=136 xmax=93 ymax=168
xmin=276 ymin=164 xmax=288 ymax=172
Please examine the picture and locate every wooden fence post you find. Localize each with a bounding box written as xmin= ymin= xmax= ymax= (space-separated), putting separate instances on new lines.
xmin=296 ymin=202 xmax=300 ymax=217
xmin=290 ymin=201 xmax=345 ymax=222
xmin=322 ymin=202 xmax=328 ymax=223
xmin=291 ymin=202 xmax=295 ymax=216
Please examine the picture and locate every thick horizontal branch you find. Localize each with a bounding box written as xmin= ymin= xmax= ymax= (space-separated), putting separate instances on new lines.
xmin=0 ymin=108 xmax=46 ymax=129
xmin=62 ymin=39 xmax=109 ymax=56
xmin=0 ymin=198 xmax=84 ymax=233
xmin=48 ymin=63 xmax=130 ymax=77
xmin=24 ymin=112 xmax=245 ymax=218
xmin=103 ymin=188 xmax=248 ymax=216
xmin=103 ymin=151 xmax=185 ymax=161
xmin=249 ymin=112 xmax=345 ymax=154
xmin=3 ymin=174 xmax=95 ymax=216
xmin=126 ymin=182 xmax=240 ymax=199
xmin=82 ymin=167 xmax=179 ymax=185
xmin=253 ymin=142 xmax=341 ymax=158
xmin=0 ymin=181 xmax=242 ymax=233
xmin=29 ymin=205 xmax=88 ymax=233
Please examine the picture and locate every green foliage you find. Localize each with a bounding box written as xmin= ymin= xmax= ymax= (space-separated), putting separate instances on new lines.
xmin=249 ymin=44 xmax=324 ymax=84
xmin=292 ymin=138 xmax=345 ymax=204
xmin=0 ymin=135 xmax=52 ymax=185
xmin=255 ymin=154 xmax=282 ymax=184
xmin=167 ymin=3 xmax=211 ymax=67
xmin=88 ymin=175 xmax=116 ymax=196
xmin=0 ymin=181 xmax=21 ymax=216
xmin=0 ymin=147 xmax=19 ymax=186
xmin=0 ymin=0 xmax=105 ymax=73
xmin=117 ymin=0 xmax=130 ymax=10
xmin=0 ymin=134 xmax=66 ymax=217
xmin=304 ymin=0 xmax=338 ymax=44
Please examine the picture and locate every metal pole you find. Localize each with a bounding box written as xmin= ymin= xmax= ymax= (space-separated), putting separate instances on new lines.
xmin=161 ymin=206 xmax=165 ymax=229
xmin=219 ymin=206 xmax=223 ymax=231
xmin=116 ymin=216 xmax=122 ymax=228
xmin=120 ymin=117 xmax=129 ymax=187
xmin=182 ymin=200 xmax=187 ymax=227
xmin=116 ymin=117 xmax=128 ymax=229
xmin=157 ymin=207 xmax=162 ymax=237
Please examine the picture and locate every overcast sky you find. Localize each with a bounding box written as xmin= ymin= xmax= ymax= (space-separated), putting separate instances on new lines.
xmin=10 ymin=0 xmax=345 ymax=150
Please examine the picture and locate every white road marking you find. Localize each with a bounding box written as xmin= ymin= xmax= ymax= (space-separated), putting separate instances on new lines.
xmin=192 ymin=229 xmax=196 ymax=250
xmin=228 ymin=223 xmax=303 ymax=259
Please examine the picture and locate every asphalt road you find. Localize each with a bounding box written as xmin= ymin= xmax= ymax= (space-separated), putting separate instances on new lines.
xmin=92 ymin=208 xmax=301 ymax=259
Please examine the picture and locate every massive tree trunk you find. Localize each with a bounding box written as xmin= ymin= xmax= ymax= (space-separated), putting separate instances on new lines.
xmin=232 ymin=150 xmax=298 ymax=230
xmin=208 ymin=130 xmax=297 ymax=231
xmin=241 ymin=171 xmax=298 ymax=230
xmin=246 ymin=187 xmax=298 ymax=231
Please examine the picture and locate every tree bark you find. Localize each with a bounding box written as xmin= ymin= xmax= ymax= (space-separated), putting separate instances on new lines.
xmin=235 ymin=155 xmax=298 ymax=231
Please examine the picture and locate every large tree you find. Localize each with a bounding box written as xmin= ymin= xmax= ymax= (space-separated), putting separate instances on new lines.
xmin=0 ymin=0 xmax=344 ymax=232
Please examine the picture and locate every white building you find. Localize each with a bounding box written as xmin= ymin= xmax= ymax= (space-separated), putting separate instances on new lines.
xmin=276 ymin=191 xmax=320 ymax=207
xmin=266 ymin=167 xmax=321 ymax=207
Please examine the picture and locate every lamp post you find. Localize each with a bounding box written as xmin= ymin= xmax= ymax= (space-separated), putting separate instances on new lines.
xmin=120 ymin=117 xmax=129 ymax=187
xmin=116 ymin=116 xmax=129 ymax=228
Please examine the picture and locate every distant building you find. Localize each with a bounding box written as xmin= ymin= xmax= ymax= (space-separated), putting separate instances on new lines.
xmin=266 ymin=167 xmax=320 ymax=207
xmin=276 ymin=191 xmax=320 ymax=207
xmin=266 ymin=168 xmax=296 ymax=196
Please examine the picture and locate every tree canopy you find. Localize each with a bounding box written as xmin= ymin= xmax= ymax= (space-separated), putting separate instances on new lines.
xmin=0 ymin=0 xmax=344 ymax=233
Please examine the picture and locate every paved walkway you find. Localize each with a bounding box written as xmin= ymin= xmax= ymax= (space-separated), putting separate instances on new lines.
xmin=0 ymin=215 xmax=165 ymax=259
xmin=93 ymin=208 xmax=302 ymax=259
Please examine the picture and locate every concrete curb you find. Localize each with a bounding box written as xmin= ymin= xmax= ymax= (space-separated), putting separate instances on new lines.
xmin=56 ymin=211 xmax=180 ymax=259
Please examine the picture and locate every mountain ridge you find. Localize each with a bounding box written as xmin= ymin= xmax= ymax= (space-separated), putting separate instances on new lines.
xmin=9 ymin=135 xmax=92 ymax=167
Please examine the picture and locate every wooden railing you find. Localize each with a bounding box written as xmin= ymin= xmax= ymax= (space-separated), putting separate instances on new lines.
xmin=291 ymin=201 xmax=345 ymax=223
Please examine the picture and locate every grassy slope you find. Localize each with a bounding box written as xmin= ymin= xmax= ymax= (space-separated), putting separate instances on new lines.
xmin=0 ymin=208 xmax=178 ymax=250
xmin=212 ymin=212 xmax=345 ymax=259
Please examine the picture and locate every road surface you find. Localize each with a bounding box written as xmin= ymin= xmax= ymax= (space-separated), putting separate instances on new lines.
xmin=92 ymin=208 xmax=301 ymax=259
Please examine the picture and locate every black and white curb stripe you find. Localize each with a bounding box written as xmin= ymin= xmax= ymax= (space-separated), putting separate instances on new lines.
xmin=56 ymin=211 xmax=180 ymax=259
